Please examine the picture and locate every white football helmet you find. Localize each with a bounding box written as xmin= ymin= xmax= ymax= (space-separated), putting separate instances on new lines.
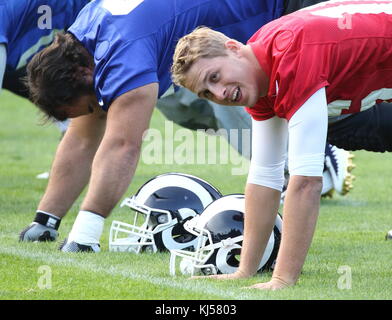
xmin=170 ymin=194 xmax=282 ymax=276
xmin=109 ymin=173 xmax=222 ymax=253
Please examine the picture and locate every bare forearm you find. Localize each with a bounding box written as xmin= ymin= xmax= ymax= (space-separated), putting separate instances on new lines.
xmin=38 ymin=114 xmax=106 ymax=218
xmin=79 ymin=83 xmax=157 ymax=217
xmin=272 ymin=176 xmax=322 ymax=285
xmin=238 ymin=183 xmax=281 ymax=276
xmin=38 ymin=133 xmax=97 ymax=217
xmin=81 ymin=143 xmax=140 ymax=216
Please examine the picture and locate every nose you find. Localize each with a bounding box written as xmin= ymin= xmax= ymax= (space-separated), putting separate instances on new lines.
xmin=211 ymin=83 xmax=227 ymax=101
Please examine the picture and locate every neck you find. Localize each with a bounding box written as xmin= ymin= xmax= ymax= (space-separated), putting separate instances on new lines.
xmin=243 ymin=45 xmax=269 ymax=98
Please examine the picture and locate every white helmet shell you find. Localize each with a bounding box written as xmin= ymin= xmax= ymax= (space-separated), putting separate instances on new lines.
xmin=170 ymin=194 xmax=282 ymax=276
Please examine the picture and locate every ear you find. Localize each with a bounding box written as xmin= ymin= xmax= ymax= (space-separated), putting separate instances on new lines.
xmin=77 ymin=66 xmax=94 ymax=86
xmin=224 ymin=40 xmax=242 ymax=55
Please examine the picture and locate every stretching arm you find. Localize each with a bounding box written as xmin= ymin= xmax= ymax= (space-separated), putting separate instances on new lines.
xmin=37 ymin=110 xmax=107 ymax=218
xmin=80 ymin=83 xmax=158 ymax=216
xmin=251 ymin=87 xmax=328 ymax=290
xmin=193 ymin=115 xmax=288 ymax=279
xmin=194 ymin=88 xmax=328 ymax=287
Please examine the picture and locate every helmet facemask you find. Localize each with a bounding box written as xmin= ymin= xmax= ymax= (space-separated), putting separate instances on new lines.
xmin=109 ymin=173 xmax=222 ymax=253
xmin=109 ymin=196 xmax=175 ymax=253
xmin=170 ymin=221 xmax=246 ymax=276
xmin=170 ymin=194 xmax=281 ymax=276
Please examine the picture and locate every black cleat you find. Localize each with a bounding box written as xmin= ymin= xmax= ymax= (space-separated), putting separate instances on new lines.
xmin=59 ymin=238 xmax=100 ymax=253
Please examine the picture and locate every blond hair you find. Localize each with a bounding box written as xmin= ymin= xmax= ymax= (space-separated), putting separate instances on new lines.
xmin=171 ymin=26 xmax=231 ymax=87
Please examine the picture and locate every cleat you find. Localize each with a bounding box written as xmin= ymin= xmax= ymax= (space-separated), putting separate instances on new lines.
xmin=325 ymin=145 xmax=355 ymax=195
xmin=321 ymin=188 xmax=335 ymax=199
xmin=342 ymin=174 xmax=355 ymax=195
xmin=59 ymin=238 xmax=100 ymax=253
xmin=19 ymin=222 xmax=58 ymax=242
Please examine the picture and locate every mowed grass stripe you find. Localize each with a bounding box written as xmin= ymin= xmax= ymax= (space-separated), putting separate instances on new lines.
xmin=0 ymin=245 xmax=260 ymax=300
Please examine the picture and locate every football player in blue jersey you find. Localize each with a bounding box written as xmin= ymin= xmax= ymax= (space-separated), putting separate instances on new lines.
xmin=21 ymin=0 xmax=348 ymax=252
xmin=0 ymin=0 xmax=90 ymax=179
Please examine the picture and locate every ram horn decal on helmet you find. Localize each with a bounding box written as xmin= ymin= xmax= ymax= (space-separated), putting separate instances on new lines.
xmin=170 ymin=194 xmax=282 ymax=276
xmin=109 ymin=173 xmax=222 ymax=253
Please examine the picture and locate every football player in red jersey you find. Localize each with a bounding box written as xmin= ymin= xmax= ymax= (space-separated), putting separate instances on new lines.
xmin=171 ymin=0 xmax=392 ymax=289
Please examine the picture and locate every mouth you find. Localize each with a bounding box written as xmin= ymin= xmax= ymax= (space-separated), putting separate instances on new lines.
xmin=230 ymin=86 xmax=241 ymax=103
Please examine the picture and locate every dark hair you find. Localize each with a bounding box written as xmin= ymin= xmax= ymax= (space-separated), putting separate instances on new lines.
xmin=26 ymin=32 xmax=95 ymax=121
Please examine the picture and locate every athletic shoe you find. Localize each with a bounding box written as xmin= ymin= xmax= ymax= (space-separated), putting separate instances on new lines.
xmin=324 ymin=144 xmax=355 ymax=195
xmin=59 ymin=238 xmax=101 ymax=253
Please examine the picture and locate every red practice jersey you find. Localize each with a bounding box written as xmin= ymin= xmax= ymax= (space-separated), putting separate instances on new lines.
xmin=246 ymin=0 xmax=392 ymax=121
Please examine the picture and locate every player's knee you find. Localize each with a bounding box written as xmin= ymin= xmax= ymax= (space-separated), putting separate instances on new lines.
xmin=290 ymin=176 xmax=323 ymax=196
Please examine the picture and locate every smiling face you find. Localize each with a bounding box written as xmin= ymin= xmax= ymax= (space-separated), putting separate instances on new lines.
xmin=184 ymin=42 xmax=266 ymax=107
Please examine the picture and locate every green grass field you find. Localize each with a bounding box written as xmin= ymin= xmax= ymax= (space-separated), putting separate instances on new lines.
xmin=1 ymin=90 xmax=392 ymax=300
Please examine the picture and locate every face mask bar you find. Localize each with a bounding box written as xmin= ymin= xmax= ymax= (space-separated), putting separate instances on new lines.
xmin=109 ymin=220 xmax=156 ymax=253
xmin=169 ymin=217 xmax=244 ymax=276
xmin=109 ymin=196 xmax=175 ymax=253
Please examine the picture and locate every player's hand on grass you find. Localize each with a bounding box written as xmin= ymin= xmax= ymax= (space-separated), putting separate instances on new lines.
xmin=246 ymin=276 xmax=293 ymax=291
xmin=19 ymin=211 xmax=61 ymax=242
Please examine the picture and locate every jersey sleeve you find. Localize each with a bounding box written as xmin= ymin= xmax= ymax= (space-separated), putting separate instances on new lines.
xmin=93 ymin=37 xmax=159 ymax=110
xmin=247 ymin=116 xmax=288 ymax=191
xmin=287 ymin=87 xmax=327 ymax=177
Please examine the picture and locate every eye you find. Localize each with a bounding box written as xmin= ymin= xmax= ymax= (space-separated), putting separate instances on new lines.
xmin=210 ymin=72 xmax=219 ymax=82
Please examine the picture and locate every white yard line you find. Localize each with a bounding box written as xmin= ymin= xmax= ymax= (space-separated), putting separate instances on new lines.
xmin=0 ymin=245 xmax=259 ymax=300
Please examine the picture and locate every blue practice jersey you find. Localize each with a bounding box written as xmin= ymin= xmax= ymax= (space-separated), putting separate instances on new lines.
xmin=0 ymin=0 xmax=89 ymax=71
xmin=69 ymin=0 xmax=284 ymax=110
